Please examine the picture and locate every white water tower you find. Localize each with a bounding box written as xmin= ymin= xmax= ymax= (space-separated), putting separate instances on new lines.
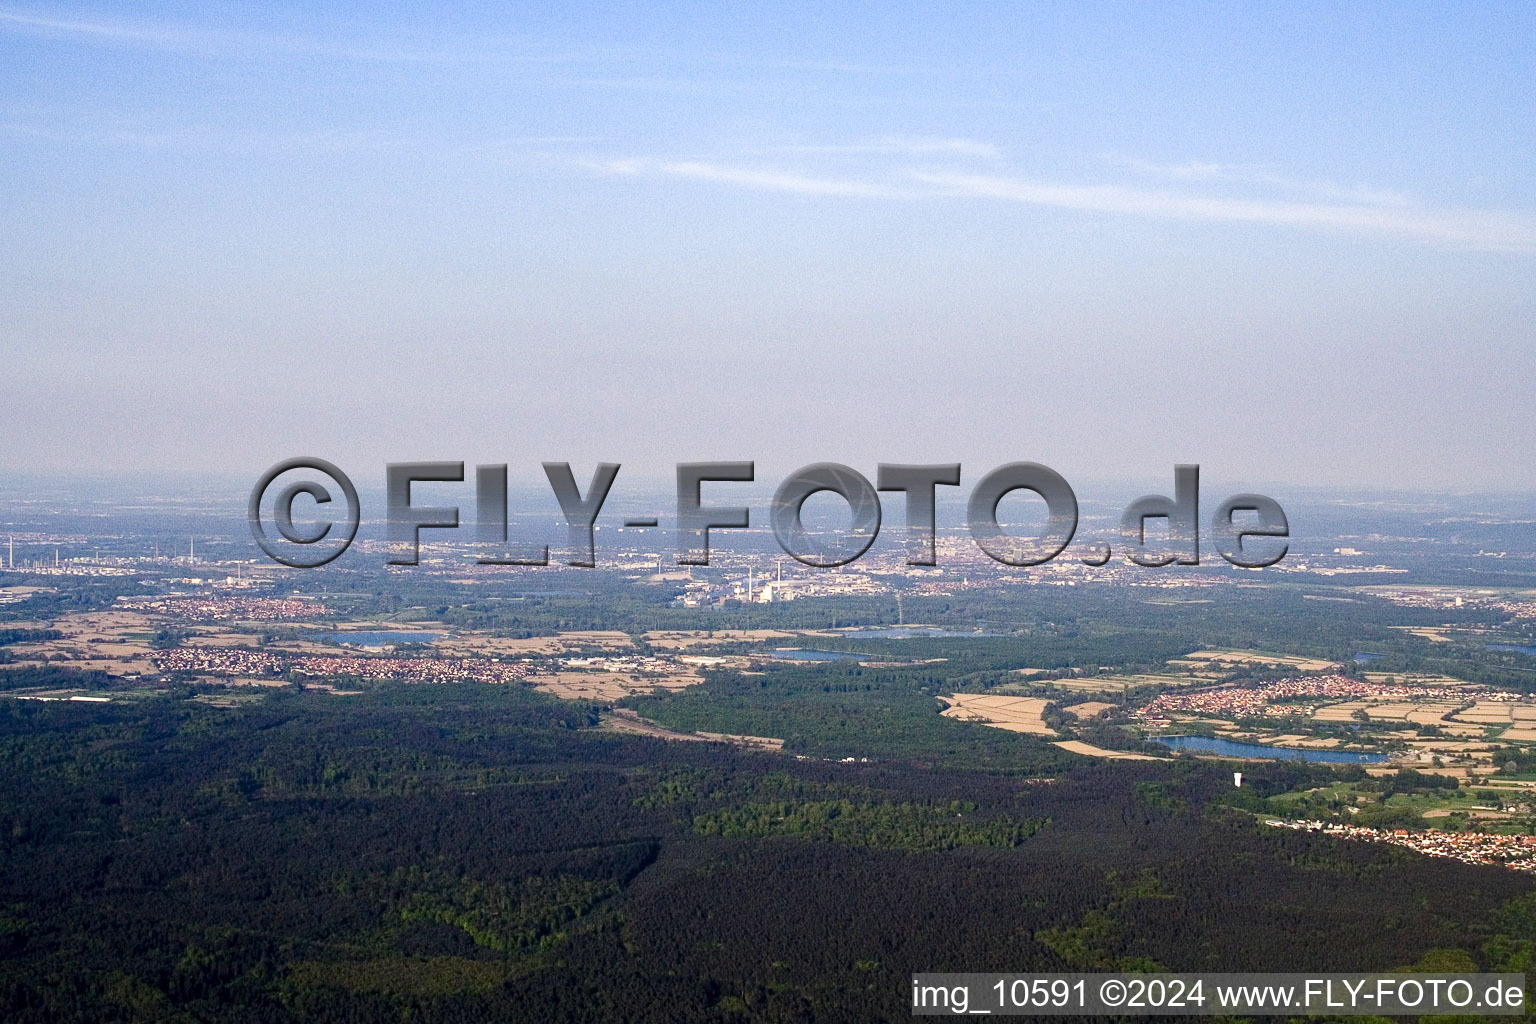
xmin=1233 ymin=772 xmax=1243 ymax=788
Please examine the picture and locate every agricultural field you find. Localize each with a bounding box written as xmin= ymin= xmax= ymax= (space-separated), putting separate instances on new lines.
xmin=939 ymin=693 xmax=1055 ymax=735
xmin=528 ymin=666 xmax=704 ymax=701
xmin=1034 ymin=673 xmax=1205 ymax=697
xmin=0 ymin=609 xmax=161 ymax=675
xmin=1061 ymin=700 xmax=1117 ymax=718
xmin=1170 ymin=649 xmax=1340 ymax=672
xmin=1453 ymin=701 xmax=1536 ymax=742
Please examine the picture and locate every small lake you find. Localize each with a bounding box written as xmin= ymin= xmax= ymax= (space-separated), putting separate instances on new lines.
xmin=322 ymin=631 xmax=445 ymax=647
xmin=772 ymin=648 xmax=859 ymax=661
xmin=1488 ymin=644 xmax=1536 ymax=658
xmin=1353 ymin=652 xmax=1383 ymax=663
xmin=1155 ymin=735 xmax=1389 ymax=764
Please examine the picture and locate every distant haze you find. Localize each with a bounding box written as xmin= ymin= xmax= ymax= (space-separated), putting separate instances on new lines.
xmin=1 ymin=4 xmax=1533 ymax=491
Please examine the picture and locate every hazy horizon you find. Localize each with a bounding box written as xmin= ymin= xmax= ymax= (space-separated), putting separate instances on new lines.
xmin=3 ymin=3 xmax=1532 ymax=489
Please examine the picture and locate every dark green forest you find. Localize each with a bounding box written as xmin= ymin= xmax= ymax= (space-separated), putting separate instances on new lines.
xmin=0 ymin=684 xmax=1531 ymax=1023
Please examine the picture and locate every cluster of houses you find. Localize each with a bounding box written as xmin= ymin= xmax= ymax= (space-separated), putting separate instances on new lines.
xmin=120 ymin=594 xmax=325 ymax=621
xmin=155 ymin=646 xmax=533 ymax=685
xmin=1268 ymin=819 xmax=1536 ymax=873
xmin=1136 ymin=674 xmax=1515 ymax=722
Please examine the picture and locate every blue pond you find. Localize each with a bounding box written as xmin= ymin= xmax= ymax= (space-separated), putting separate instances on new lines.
xmin=322 ymin=631 xmax=445 ymax=647
xmin=772 ymin=649 xmax=858 ymax=661
xmin=1488 ymin=644 xmax=1536 ymax=658
xmin=1155 ymin=735 xmax=1388 ymax=764
xmin=1353 ymin=652 xmax=1383 ymax=663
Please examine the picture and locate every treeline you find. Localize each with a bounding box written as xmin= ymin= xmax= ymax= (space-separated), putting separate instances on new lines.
xmin=0 ymin=664 xmax=116 ymax=691
xmin=0 ymin=629 xmax=60 ymax=647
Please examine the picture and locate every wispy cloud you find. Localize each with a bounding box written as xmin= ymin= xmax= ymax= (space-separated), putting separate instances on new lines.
xmin=916 ymin=171 xmax=1535 ymax=250
xmin=0 ymin=7 xmax=955 ymax=87
xmin=0 ymin=120 xmax=596 ymax=156
xmin=594 ymin=158 xmax=917 ymax=199
xmin=1102 ymin=153 xmax=1416 ymax=207
xmin=0 ymin=7 xmax=925 ymax=78
xmin=770 ymin=137 xmax=1001 ymax=158
xmin=0 ymin=8 xmax=207 ymax=48
xmin=0 ymin=7 xmax=559 ymax=64
xmin=589 ymin=155 xmax=1536 ymax=251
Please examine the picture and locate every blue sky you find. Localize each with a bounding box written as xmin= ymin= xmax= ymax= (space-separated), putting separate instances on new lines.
xmin=1 ymin=2 xmax=1533 ymax=491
